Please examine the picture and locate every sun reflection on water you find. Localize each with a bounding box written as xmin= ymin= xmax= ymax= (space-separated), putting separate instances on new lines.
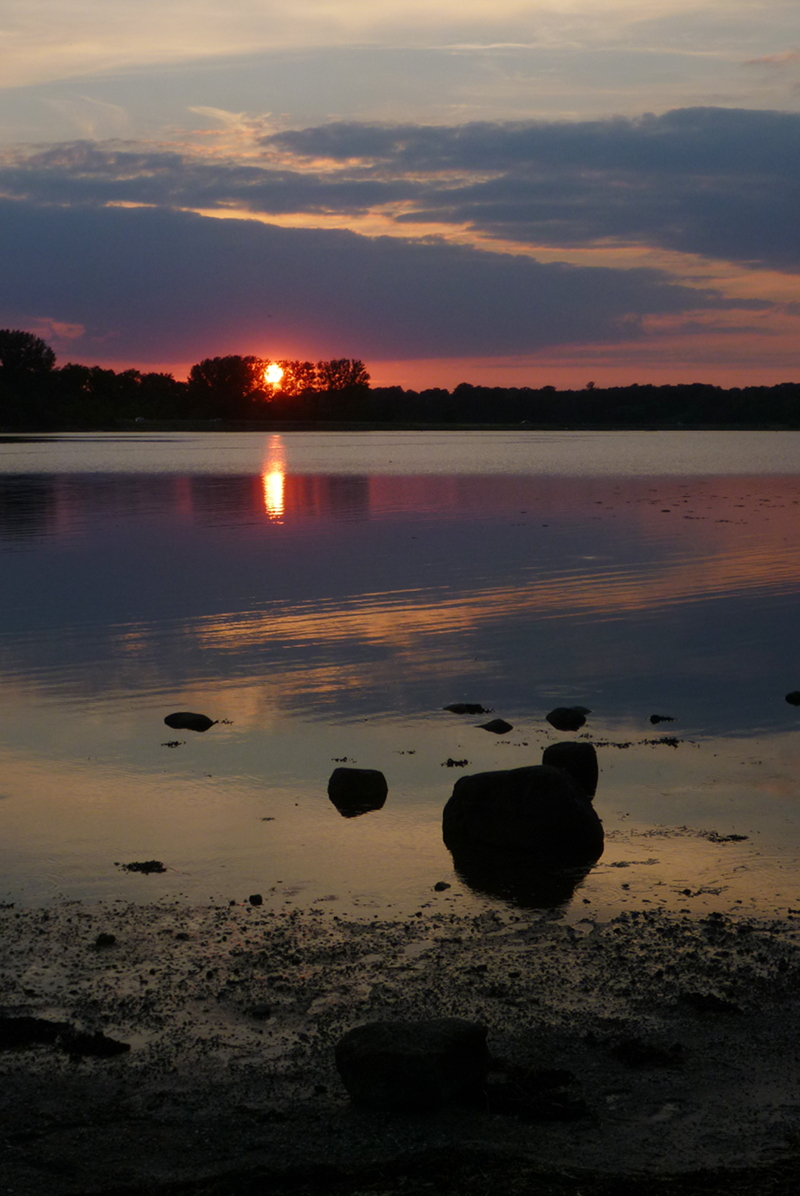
xmin=261 ymin=434 xmax=286 ymax=521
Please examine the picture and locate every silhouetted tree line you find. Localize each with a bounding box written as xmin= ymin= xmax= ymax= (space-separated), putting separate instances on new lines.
xmin=2 ymin=329 xmax=800 ymax=429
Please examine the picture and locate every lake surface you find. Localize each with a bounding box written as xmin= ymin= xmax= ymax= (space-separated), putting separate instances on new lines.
xmin=2 ymin=430 xmax=800 ymax=921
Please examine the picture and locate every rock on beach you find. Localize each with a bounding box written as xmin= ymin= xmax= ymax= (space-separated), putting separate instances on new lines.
xmin=335 ymin=1018 xmax=489 ymax=1111
xmin=2 ymin=901 xmax=800 ymax=1191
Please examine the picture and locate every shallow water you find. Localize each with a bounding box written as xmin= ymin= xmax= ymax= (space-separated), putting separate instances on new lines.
xmin=2 ymin=430 xmax=800 ymax=919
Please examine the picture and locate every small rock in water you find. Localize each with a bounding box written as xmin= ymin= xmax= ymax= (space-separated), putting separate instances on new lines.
xmin=328 ymin=767 xmax=388 ymax=818
xmin=546 ymin=706 xmax=589 ymax=732
xmin=479 ymin=718 xmax=513 ymax=734
xmin=785 ymin=692 xmax=800 ymax=706
xmin=164 ymin=712 xmax=216 ymax=732
xmin=444 ymin=703 xmax=492 ymax=715
xmin=649 ymin=714 xmax=675 ymax=724
xmin=118 ymin=860 xmax=166 ymax=874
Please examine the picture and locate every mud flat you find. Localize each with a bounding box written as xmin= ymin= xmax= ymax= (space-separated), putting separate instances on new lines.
xmin=2 ymin=899 xmax=800 ymax=1195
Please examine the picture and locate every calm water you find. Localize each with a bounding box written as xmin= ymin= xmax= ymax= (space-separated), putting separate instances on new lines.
xmin=2 ymin=430 xmax=800 ymax=920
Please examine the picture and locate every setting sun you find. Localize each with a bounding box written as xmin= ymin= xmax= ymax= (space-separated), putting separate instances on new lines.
xmin=264 ymin=362 xmax=284 ymax=389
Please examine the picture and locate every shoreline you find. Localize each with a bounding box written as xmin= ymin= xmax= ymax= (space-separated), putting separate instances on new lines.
xmin=3 ymin=421 xmax=800 ymax=434
xmin=2 ymin=899 xmax=800 ymax=1193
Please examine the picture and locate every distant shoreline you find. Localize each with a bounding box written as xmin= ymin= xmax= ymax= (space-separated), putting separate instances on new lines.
xmin=3 ymin=420 xmax=799 ymax=434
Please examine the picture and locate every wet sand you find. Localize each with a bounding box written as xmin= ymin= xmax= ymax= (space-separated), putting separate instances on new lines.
xmin=2 ymin=899 xmax=800 ymax=1194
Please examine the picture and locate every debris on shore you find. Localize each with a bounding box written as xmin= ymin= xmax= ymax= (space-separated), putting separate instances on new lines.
xmin=2 ymin=900 xmax=800 ymax=1193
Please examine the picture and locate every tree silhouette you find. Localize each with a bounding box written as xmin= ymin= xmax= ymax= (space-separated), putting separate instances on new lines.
xmin=316 ymin=358 xmax=370 ymax=391
xmin=0 ymin=330 xmax=56 ymax=381
xmin=187 ymin=355 xmax=268 ymax=418
xmin=275 ymin=360 xmax=318 ymax=396
xmin=0 ymin=330 xmax=58 ymax=426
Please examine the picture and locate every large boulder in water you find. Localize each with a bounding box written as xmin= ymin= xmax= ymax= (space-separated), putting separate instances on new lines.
xmin=542 ymin=741 xmax=598 ymax=798
xmin=335 ymin=1018 xmax=488 ymax=1111
xmin=328 ymin=767 xmax=387 ymax=818
xmin=443 ymin=764 xmax=603 ymax=864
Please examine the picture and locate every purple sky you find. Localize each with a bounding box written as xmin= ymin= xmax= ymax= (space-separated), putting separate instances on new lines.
xmin=2 ymin=2 xmax=800 ymax=387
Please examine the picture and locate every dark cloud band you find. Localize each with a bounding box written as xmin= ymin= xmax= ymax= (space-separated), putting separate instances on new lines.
xmin=3 ymin=107 xmax=800 ymax=274
xmin=0 ymin=198 xmax=755 ymax=362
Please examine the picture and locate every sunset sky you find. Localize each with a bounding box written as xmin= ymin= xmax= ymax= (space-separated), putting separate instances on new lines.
xmin=2 ymin=1 xmax=800 ymax=388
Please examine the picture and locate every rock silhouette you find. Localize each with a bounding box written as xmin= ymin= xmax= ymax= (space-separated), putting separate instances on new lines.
xmin=546 ymin=706 xmax=590 ymax=732
xmin=336 ymin=1018 xmax=488 ymax=1111
xmin=328 ymin=767 xmax=388 ymax=818
xmin=444 ymin=703 xmax=491 ymax=714
xmin=479 ymin=718 xmax=513 ymax=734
xmin=164 ymin=712 xmax=216 ymax=732
xmin=0 ymin=1016 xmax=129 ymax=1058
xmin=443 ymin=764 xmax=603 ymax=864
xmin=542 ymin=741 xmax=598 ymax=798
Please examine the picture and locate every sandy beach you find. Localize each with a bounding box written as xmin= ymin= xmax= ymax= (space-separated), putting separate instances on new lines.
xmin=2 ymin=898 xmax=800 ymax=1193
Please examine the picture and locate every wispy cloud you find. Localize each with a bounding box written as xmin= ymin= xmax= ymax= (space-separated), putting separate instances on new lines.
xmin=2 ymin=0 xmax=793 ymax=89
xmin=745 ymin=49 xmax=800 ymax=68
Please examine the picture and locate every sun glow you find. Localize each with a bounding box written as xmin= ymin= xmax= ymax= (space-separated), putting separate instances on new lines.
xmin=264 ymin=362 xmax=284 ymax=389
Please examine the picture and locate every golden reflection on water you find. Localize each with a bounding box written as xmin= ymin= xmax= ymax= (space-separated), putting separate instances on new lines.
xmin=195 ymin=537 xmax=800 ymax=656
xmin=261 ymin=434 xmax=286 ymax=521
xmin=2 ymin=723 xmax=800 ymax=918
